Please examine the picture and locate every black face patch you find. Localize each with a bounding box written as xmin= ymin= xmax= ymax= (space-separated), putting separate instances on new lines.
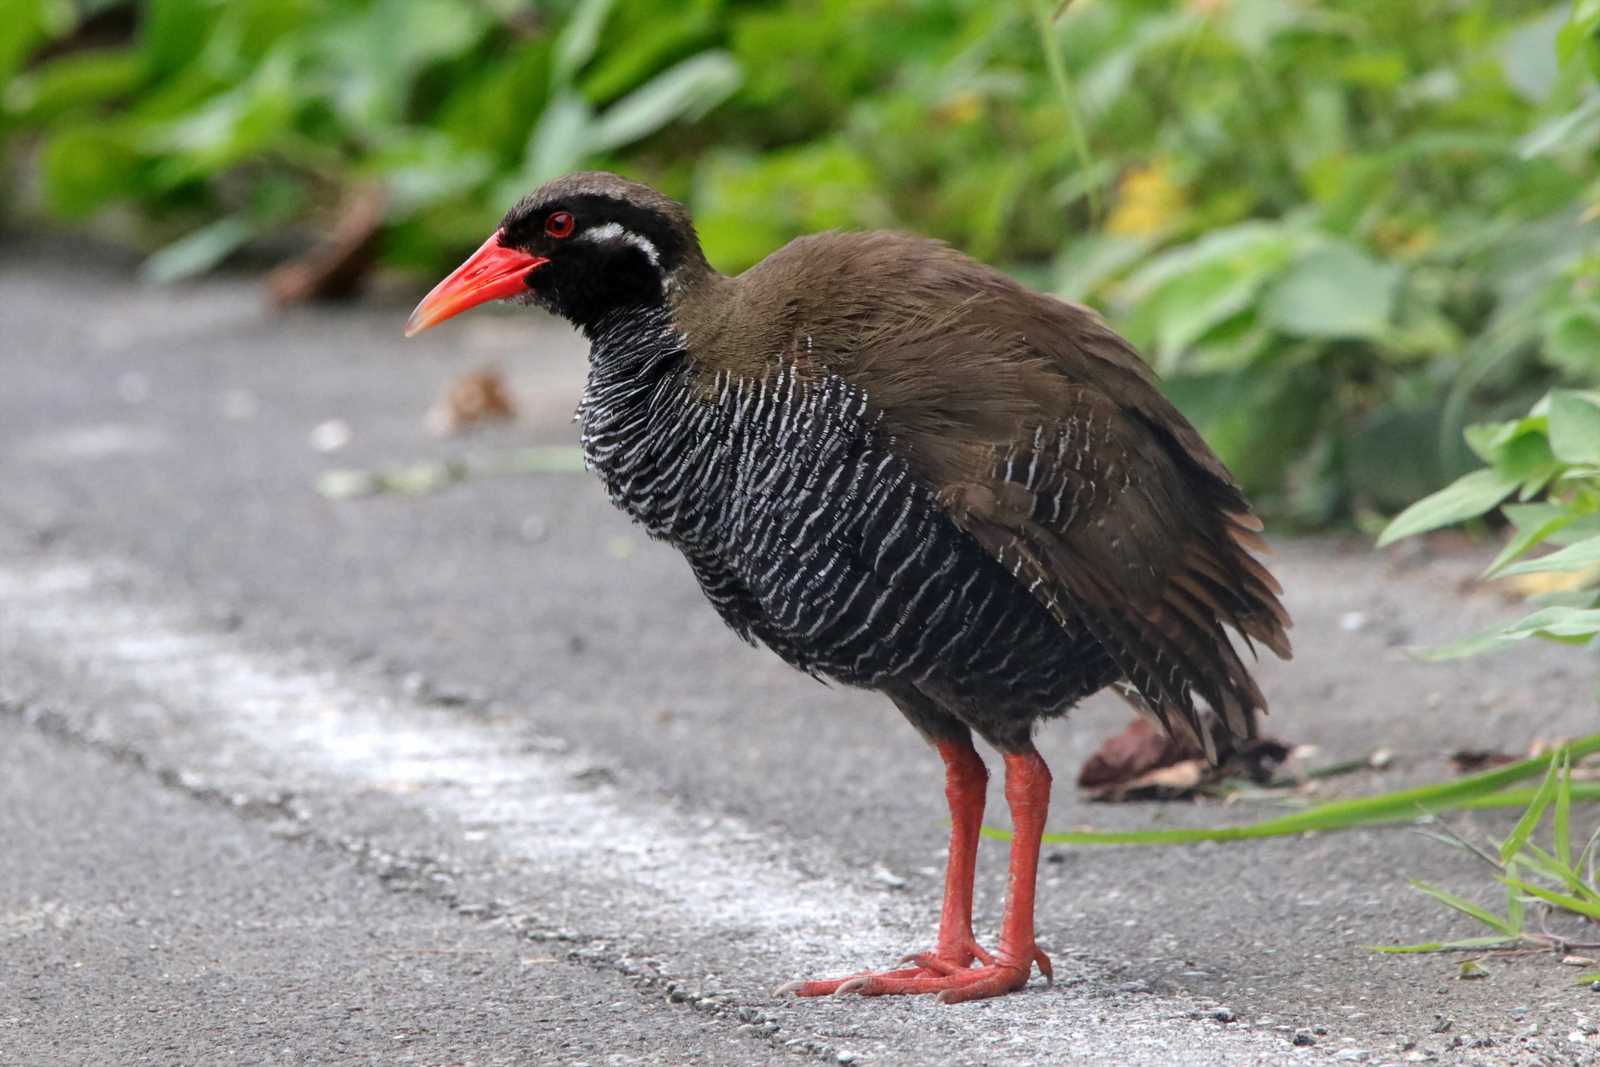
xmin=497 ymin=193 xmax=687 ymax=332
xmin=500 ymin=194 xmax=689 ymax=273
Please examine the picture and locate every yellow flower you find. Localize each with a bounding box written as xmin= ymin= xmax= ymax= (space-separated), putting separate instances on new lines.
xmin=1107 ymin=160 xmax=1186 ymax=236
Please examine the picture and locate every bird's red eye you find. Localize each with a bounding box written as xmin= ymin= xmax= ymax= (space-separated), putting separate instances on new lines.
xmin=545 ymin=211 xmax=575 ymax=239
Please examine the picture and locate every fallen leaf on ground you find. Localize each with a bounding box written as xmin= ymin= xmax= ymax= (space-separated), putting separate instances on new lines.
xmin=1078 ymin=717 xmax=1291 ymax=802
xmin=267 ymin=185 xmax=387 ymax=305
xmin=426 ymin=367 xmax=517 ymax=437
xmin=1482 ymin=562 xmax=1600 ymax=602
xmin=1449 ymin=749 xmax=1518 ymax=775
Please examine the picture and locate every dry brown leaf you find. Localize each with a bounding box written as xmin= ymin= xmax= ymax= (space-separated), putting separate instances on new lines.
xmin=426 ymin=367 xmax=518 ymax=437
xmin=1078 ymin=717 xmax=1290 ymax=802
xmin=1449 ymin=749 xmax=1518 ymax=775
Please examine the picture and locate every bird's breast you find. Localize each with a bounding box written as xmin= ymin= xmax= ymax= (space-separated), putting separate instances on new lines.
xmin=577 ymin=327 xmax=1104 ymax=705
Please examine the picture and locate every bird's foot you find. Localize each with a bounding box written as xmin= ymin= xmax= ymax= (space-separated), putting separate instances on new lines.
xmin=777 ymin=941 xmax=1051 ymax=1004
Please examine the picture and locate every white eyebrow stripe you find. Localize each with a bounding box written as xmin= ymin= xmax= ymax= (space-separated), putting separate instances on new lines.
xmin=580 ymin=222 xmax=660 ymax=266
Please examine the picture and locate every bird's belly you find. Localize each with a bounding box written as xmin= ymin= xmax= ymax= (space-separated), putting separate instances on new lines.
xmin=702 ymin=436 xmax=1110 ymax=709
xmin=738 ymin=506 xmax=1108 ymax=705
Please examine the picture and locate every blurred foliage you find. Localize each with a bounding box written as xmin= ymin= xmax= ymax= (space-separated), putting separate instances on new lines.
xmin=1379 ymin=388 xmax=1600 ymax=659
xmin=4 ymin=0 xmax=1600 ymax=524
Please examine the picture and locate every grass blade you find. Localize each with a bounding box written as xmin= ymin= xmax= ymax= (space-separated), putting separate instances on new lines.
xmin=1505 ymin=859 xmax=1526 ymax=931
xmin=1502 ymin=878 xmax=1600 ymax=921
xmin=1555 ymin=753 xmax=1573 ymax=867
xmin=1410 ymin=881 xmax=1517 ymax=935
xmin=1500 ymin=760 xmax=1559 ymax=864
xmin=1371 ymin=935 xmax=1516 ymax=954
xmin=1029 ymin=0 xmax=1098 ymax=222
xmin=1450 ymin=782 xmax=1600 ymax=811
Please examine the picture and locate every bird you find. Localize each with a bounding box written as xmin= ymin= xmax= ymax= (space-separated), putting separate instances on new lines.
xmin=405 ymin=171 xmax=1292 ymax=1004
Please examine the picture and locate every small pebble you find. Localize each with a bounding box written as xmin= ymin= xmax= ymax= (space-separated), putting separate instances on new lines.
xmin=870 ymin=864 xmax=907 ymax=889
xmin=309 ymin=419 xmax=352 ymax=452
xmin=1212 ymin=1007 xmax=1237 ymax=1023
xmin=1292 ymin=1030 xmax=1316 ymax=1047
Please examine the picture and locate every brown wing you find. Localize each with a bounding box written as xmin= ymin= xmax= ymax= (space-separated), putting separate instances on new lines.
xmin=817 ymin=236 xmax=1292 ymax=759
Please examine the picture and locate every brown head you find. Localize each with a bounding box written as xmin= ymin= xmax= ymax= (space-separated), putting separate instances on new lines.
xmin=406 ymin=172 xmax=714 ymax=338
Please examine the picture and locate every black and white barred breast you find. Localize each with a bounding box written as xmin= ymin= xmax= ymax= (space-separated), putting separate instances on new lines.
xmin=576 ymin=309 xmax=1115 ymax=712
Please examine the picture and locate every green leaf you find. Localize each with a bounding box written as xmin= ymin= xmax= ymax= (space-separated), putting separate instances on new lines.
xmin=142 ymin=0 xmax=219 ymax=78
xmin=587 ymin=51 xmax=741 ymax=154
xmin=1054 ymin=233 xmax=1156 ymax=302
xmin=39 ymin=124 xmax=144 ymax=218
xmin=1464 ymin=415 xmax=1547 ymax=468
xmin=1548 ymin=391 xmax=1600 ymax=465
xmin=1560 ymin=0 xmax=1600 ymax=78
xmin=1520 ymin=94 xmax=1600 ymax=159
xmin=1377 ymin=468 xmax=1519 ymax=546
xmin=1263 ymin=241 xmax=1401 ymax=341
xmin=1498 ymin=534 xmax=1600 ymax=577
xmin=515 ymin=91 xmax=592 ymax=190
xmin=1119 ymin=223 xmax=1302 ymax=372
xmin=1415 ymin=606 xmax=1600 ymax=660
xmin=1482 ymin=511 xmax=1572 ymax=578
xmin=6 ymin=50 xmax=148 ymax=124
xmin=553 ymin=0 xmax=617 ymax=88
xmin=0 ymin=0 xmax=54 ymax=88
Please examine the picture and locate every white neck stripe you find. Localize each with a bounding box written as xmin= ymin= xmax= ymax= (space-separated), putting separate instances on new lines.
xmin=580 ymin=222 xmax=661 ymax=267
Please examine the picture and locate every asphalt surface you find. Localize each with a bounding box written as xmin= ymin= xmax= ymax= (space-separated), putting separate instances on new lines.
xmin=2 ymin=236 xmax=1599 ymax=1066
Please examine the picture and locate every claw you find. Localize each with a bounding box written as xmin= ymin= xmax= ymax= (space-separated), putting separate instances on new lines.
xmin=788 ymin=951 xmax=1043 ymax=1004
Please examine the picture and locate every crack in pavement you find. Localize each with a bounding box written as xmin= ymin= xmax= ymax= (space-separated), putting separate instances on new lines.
xmin=0 ymin=694 xmax=826 ymax=1063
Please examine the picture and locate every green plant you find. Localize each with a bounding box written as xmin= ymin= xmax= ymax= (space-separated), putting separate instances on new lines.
xmin=1378 ymin=390 xmax=1600 ymax=658
xmin=983 ymin=736 xmax=1600 ymax=971
xmin=6 ymin=0 xmax=1599 ymax=522
xmin=1376 ymin=754 xmax=1600 ymax=961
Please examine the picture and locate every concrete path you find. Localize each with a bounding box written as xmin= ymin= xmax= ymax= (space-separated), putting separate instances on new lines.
xmin=2 ymin=239 xmax=1596 ymax=1066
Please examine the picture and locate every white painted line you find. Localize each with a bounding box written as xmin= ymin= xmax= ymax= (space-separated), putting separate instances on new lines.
xmin=0 ymin=547 xmax=1304 ymax=1064
xmin=0 ymin=554 xmax=911 ymax=974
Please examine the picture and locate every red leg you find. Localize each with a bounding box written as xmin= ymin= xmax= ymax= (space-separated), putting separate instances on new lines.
xmin=779 ymin=736 xmax=994 ymax=996
xmin=781 ymin=747 xmax=1055 ymax=1004
xmin=921 ymin=735 xmax=992 ymax=969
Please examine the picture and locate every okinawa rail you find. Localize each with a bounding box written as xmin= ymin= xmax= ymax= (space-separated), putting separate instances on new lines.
xmin=406 ymin=171 xmax=1292 ymax=1004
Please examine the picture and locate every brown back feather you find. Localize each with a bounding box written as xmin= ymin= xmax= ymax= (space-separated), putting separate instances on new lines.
xmin=680 ymin=230 xmax=1293 ymax=759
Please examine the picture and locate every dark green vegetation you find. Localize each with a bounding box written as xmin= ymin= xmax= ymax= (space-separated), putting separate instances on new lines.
xmin=4 ymin=0 xmax=1598 ymax=522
